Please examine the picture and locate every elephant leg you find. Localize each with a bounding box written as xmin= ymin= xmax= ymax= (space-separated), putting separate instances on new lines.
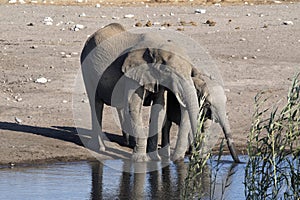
xmin=88 ymin=99 xmax=106 ymax=152
xmin=172 ymin=108 xmax=190 ymax=161
xmin=117 ymin=108 xmax=135 ymax=148
xmin=147 ymin=89 xmax=167 ymax=161
xmin=126 ymin=84 xmax=148 ymax=162
xmin=160 ymin=118 xmax=171 ymax=160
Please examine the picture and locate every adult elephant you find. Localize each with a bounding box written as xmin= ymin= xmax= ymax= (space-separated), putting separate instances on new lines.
xmin=80 ymin=23 xmax=199 ymax=162
xmin=147 ymin=67 xmax=241 ymax=163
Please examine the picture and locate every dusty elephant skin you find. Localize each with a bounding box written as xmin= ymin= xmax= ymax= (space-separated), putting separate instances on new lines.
xmin=0 ymin=3 xmax=299 ymax=166
xmin=81 ymin=23 xmax=200 ymax=162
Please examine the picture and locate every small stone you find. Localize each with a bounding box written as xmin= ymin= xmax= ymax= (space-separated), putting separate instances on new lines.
xmin=205 ymin=20 xmax=216 ymax=26
xmin=240 ymin=38 xmax=246 ymax=41
xmin=259 ymin=13 xmax=264 ymax=17
xmin=65 ymin=54 xmax=72 ymax=58
xmin=135 ymin=22 xmax=143 ymax=27
xmin=16 ymin=97 xmax=22 ymax=102
xmin=30 ymin=45 xmax=38 ymax=49
xmin=235 ymin=27 xmax=240 ymax=30
xmin=177 ymin=27 xmax=184 ymax=31
xmin=273 ymin=0 xmax=282 ymax=3
xmin=231 ymin=55 xmax=236 ymax=58
xmin=42 ymin=17 xmax=53 ymax=25
xmin=124 ymin=14 xmax=134 ymax=18
xmin=27 ymin=22 xmax=34 ymax=26
xmin=79 ymin=13 xmax=86 ymax=17
xmin=15 ymin=117 xmax=22 ymax=124
xmin=243 ymin=56 xmax=248 ymax=60
xmin=170 ymin=12 xmax=175 ymax=16
xmin=195 ymin=9 xmax=206 ymax=14
xmin=81 ymin=99 xmax=88 ymax=103
xmin=159 ymin=27 xmax=166 ymax=30
xmin=35 ymin=77 xmax=48 ymax=84
xmin=252 ymin=55 xmax=257 ymax=59
xmin=71 ymin=24 xmax=85 ymax=31
xmin=101 ymin=15 xmax=107 ymax=18
xmin=95 ymin=3 xmax=100 ymax=8
xmin=282 ymin=21 xmax=294 ymax=25
xmin=263 ymin=24 xmax=268 ymax=28
xmin=246 ymin=13 xmax=251 ymax=16
xmin=145 ymin=21 xmax=152 ymax=27
xmin=256 ymin=49 xmax=261 ymax=52
xmin=62 ymin=100 xmax=68 ymax=103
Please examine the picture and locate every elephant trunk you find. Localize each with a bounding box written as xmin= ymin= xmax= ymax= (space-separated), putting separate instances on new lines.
xmin=215 ymin=109 xmax=241 ymax=163
xmin=179 ymin=78 xmax=200 ymax=144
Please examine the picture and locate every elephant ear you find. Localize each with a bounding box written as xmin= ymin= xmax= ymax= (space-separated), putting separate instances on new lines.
xmin=121 ymin=48 xmax=159 ymax=93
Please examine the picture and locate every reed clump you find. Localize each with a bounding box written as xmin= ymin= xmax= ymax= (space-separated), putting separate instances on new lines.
xmin=245 ymin=73 xmax=300 ymax=199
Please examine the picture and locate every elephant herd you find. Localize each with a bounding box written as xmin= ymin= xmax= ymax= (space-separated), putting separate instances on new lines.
xmin=80 ymin=23 xmax=240 ymax=163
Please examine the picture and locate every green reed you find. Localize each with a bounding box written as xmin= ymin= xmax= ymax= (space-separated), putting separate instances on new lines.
xmin=181 ymin=96 xmax=233 ymax=199
xmin=244 ymin=73 xmax=300 ymax=200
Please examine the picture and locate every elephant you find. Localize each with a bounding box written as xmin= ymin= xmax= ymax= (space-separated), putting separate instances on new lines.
xmin=80 ymin=23 xmax=199 ymax=162
xmin=147 ymin=67 xmax=241 ymax=163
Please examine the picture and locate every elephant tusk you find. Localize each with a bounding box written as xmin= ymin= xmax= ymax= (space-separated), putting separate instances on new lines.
xmin=175 ymin=93 xmax=186 ymax=108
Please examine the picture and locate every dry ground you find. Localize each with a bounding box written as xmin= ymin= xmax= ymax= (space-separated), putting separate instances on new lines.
xmin=0 ymin=2 xmax=299 ymax=166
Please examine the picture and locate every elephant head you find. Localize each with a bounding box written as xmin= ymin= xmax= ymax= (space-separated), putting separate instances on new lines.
xmin=192 ymin=67 xmax=240 ymax=163
xmin=121 ymin=39 xmax=200 ymax=146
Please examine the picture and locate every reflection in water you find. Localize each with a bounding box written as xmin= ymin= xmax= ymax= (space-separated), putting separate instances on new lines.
xmin=0 ymin=156 xmax=246 ymax=200
xmin=90 ymin=160 xmax=188 ymax=199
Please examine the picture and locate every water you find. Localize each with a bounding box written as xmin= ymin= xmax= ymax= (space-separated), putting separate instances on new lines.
xmin=0 ymin=156 xmax=248 ymax=200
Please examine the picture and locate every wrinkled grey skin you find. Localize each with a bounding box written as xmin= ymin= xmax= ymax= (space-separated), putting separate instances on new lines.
xmin=147 ymin=67 xmax=240 ymax=163
xmin=80 ymin=23 xmax=199 ymax=162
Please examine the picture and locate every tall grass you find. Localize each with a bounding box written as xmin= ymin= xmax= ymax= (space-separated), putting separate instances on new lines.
xmin=181 ymin=97 xmax=232 ymax=199
xmin=244 ymin=73 xmax=300 ymax=199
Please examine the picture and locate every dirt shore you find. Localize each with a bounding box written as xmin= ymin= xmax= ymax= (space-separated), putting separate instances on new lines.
xmin=0 ymin=2 xmax=299 ymax=167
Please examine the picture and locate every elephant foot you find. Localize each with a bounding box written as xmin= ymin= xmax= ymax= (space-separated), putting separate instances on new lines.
xmin=159 ymin=146 xmax=170 ymax=160
xmin=148 ymin=151 xmax=161 ymax=161
xmin=87 ymin=139 xmax=106 ymax=152
xmin=132 ymin=153 xmax=150 ymax=162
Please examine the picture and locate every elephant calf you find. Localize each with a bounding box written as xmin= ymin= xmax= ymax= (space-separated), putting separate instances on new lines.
xmin=147 ymin=67 xmax=241 ymax=163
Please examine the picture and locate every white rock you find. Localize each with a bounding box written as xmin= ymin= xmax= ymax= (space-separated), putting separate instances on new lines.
xmin=95 ymin=3 xmax=101 ymax=8
xmin=43 ymin=17 xmax=53 ymax=25
xmin=243 ymin=56 xmax=248 ymax=60
xmin=9 ymin=0 xmax=17 ymax=3
xmin=256 ymin=49 xmax=261 ymax=52
xmin=246 ymin=13 xmax=251 ymax=16
xmin=79 ymin=13 xmax=86 ymax=17
xmin=19 ymin=0 xmax=26 ymax=4
xmin=273 ymin=0 xmax=282 ymax=3
xmin=159 ymin=27 xmax=166 ymax=30
xmin=112 ymin=16 xmax=120 ymax=20
xmin=71 ymin=24 xmax=85 ymax=31
xmin=283 ymin=21 xmax=294 ymax=25
xmin=62 ymin=100 xmax=68 ymax=103
xmin=81 ymin=99 xmax=88 ymax=103
xmin=15 ymin=117 xmax=22 ymax=124
xmin=35 ymin=77 xmax=48 ymax=84
xmin=101 ymin=15 xmax=107 ymax=18
xmin=195 ymin=9 xmax=206 ymax=14
xmin=124 ymin=14 xmax=134 ymax=18
xmin=214 ymin=3 xmax=221 ymax=6
xmin=240 ymin=38 xmax=246 ymax=41
xmin=170 ymin=12 xmax=175 ymax=16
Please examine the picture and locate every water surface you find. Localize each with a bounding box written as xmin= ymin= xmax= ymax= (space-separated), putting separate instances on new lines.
xmin=0 ymin=156 xmax=247 ymax=200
